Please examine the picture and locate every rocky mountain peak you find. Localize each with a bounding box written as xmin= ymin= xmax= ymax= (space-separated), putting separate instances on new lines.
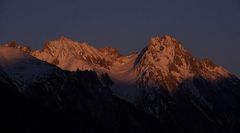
xmin=58 ymin=35 xmax=72 ymax=41
xmin=134 ymin=35 xmax=230 ymax=91
xmin=32 ymin=37 xmax=118 ymax=71
xmin=42 ymin=36 xmax=80 ymax=52
xmin=135 ymin=35 xmax=187 ymax=67
xmin=148 ymin=35 xmax=181 ymax=48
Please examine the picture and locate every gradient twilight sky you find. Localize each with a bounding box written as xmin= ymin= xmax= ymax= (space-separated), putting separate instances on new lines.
xmin=0 ymin=0 xmax=239 ymax=76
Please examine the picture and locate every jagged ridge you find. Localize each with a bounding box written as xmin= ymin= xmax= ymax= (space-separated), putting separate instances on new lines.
xmin=32 ymin=36 xmax=120 ymax=71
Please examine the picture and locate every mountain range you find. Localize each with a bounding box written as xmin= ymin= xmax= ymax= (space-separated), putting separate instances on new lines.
xmin=1 ymin=35 xmax=240 ymax=133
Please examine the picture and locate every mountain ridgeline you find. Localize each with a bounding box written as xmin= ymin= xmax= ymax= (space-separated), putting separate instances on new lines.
xmin=1 ymin=35 xmax=240 ymax=133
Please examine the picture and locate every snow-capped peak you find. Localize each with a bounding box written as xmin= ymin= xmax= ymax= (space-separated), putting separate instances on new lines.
xmin=31 ymin=36 xmax=118 ymax=71
xmin=134 ymin=35 xmax=230 ymax=91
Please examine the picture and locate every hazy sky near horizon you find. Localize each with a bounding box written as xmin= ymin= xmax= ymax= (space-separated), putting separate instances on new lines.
xmin=0 ymin=0 xmax=239 ymax=76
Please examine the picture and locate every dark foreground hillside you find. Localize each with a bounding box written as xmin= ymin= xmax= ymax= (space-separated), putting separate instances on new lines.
xmin=0 ymin=68 xmax=162 ymax=133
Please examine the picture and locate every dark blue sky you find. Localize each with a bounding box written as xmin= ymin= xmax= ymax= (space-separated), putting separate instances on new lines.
xmin=0 ymin=0 xmax=239 ymax=76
